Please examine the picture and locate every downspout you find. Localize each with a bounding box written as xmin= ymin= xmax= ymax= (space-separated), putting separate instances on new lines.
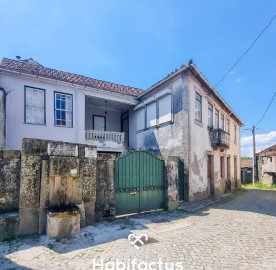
xmin=0 ymin=87 xmax=6 ymax=149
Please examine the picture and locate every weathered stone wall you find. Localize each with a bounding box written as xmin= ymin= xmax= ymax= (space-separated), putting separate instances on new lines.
xmin=96 ymin=153 xmax=117 ymax=220
xmin=19 ymin=138 xmax=97 ymax=236
xmin=0 ymin=88 xmax=6 ymax=149
xmin=165 ymin=156 xmax=179 ymax=211
xmin=0 ymin=150 xmax=21 ymax=212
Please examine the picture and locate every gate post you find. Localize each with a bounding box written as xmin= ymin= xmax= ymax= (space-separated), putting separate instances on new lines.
xmin=165 ymin=156 xmax=179 ymax=211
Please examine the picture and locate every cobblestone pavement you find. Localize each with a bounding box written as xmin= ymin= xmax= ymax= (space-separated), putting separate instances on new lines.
xmin=0 ymin=189 xmax=275 ymax=270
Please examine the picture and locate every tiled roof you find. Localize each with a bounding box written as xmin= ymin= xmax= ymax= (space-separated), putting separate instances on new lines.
xmin=257 ymin=144 xmax=276 ymax=157
xmin=0 ymin=58 xmax=144 ymax=97
xmin=241 ymin=159 xmax=253 ymax=169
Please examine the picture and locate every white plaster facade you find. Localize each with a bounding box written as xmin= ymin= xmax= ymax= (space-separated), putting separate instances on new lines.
xmin=0 ymin=67 xmax=137 ymax=151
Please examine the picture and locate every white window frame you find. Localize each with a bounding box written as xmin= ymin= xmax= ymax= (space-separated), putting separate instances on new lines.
xmin=146 ymin=101 xmax=157 ymax=128
xmin=136 ymin=108 xmax=145 ymax=131
xmin=158 ymin=94 xmax=172 ymax=125
xmin=220 ymin=113 xmax=224 ymax=130
xmin=208 ymin=103 xmax=213 ymax=128
xmin=195 ymin=93 xmax=202 ymax=123
xmin=54 ymin=92 xmax=73 ymax=127
xmin=215 ymin=109 xmax=219 ymax=129
xmin=24 ymin=86 xmax=46 ymax=125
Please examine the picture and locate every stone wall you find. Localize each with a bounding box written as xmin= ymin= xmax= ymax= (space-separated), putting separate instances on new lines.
xmin=18 ymin=138 xmax=97 ymax=236
xmin=0 ymin=88 xmax=6 ymax=149
xmin=96 ymin=153 xmax=117 ymax=220
xmin=0 ymin=150 xmax=21 ymax=212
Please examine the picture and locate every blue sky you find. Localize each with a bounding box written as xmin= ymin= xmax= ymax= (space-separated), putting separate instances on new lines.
xmin=1 ymin=0 xmax=276 ymax=156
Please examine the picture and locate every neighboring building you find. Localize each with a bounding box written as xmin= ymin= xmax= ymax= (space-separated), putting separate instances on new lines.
xmin=257 ymin=145 xmax=276 ymax=186
xmin=0 ymin=57 xmax=243 ymax=202
xmin=241 ymin=159 xmax=253 ymax=184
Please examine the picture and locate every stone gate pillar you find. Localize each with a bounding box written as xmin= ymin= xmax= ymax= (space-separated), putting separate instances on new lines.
xmin=165 ymin=156 xmax=179 ymax=211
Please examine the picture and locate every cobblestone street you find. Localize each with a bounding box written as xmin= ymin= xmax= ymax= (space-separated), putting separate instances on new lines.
xmin=0 ymin=189 xmax=275 ymax=270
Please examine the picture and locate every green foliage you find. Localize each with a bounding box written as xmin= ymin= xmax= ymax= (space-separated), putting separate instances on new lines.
xmin=242 ymin=182 xmax=276 ymax=190
xmin=241 ymin=157 xmax=252 ymax=160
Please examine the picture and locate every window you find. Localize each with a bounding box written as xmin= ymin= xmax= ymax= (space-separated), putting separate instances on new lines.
xmin=146 ymin=102 xmax=157 ymax=128
xmin=136 ymin=108 xmax=145 ymax=131
xmin=234 ymin=125 xmax=237 ymax=143
xmin=215 ymin=109 xmax=219 ymax=129
xmin=158 ymin=94 xmax=172 ymax=124
xmin=227 ymin=118 xmax=230 ymax=134
xmin=220 ymin=156 xmax=225 ymax=178
xmin=93 ymin=115 xmax=106 ymax=131
xmin=195 ymin=93 xmax=202 ymax=122
xmin=54 ymin=92 xmax=73 ymax=127
xmin=208 ymin=103 xmax=213 ymax=127
xmin=25 ymin=86 xmax=45 ymax=124
xmin=220 ymin=113 xmax=224 ymax=130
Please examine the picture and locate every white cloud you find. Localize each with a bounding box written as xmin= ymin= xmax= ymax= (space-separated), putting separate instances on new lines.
xmin=234 ymin=76 xmax=246 ymax=83
xmin=241 ymin=131 xmax=276 ymax=157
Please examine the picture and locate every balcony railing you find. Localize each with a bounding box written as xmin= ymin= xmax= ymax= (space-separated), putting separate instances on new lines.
xmin=210 ymin=128 xmax=230 ymax=149
xmin=85 ymin=130 xmax=125 ymax=152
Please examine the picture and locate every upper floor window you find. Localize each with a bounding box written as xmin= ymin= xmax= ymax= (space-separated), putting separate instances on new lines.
xmin=146 ymin=101 xmax=157 ymax=128
xmin=195 ymin=93 xmax=202 ymax=122
xmin=234 ymin=124 xmax=237 ymax=143
xmin=54 ymin=92 xmax=73 ymax=127
xmin=136 ymin=108 xmax=145 ymax=131
xmin=24 ymin=86 xmax=45 ymax=125
xmin=158 ymin=94 xmax=172 ymax=124
xmin=93 ymin=115 xmax=106 ymax=131
xmin=208 ymin=103 xmax=213 ymax=127
xmin=215 ymin=109 xmax=219 ymax=129
xmin=220 ymin=113 xmax=224 ymax=130
xmin=136 ymin=93 xmax=172 ymax=131
xmin=227 ymin=118 xmax=230 ymax=134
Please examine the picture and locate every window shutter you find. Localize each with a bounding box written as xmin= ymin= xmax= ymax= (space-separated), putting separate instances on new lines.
xmin=136 ymin=108 xmax=145 ymax=131
xmin=146 ymin=102 xmax=157 ymax=127
xmin=158 ymin=95 xmax=172 ymax=124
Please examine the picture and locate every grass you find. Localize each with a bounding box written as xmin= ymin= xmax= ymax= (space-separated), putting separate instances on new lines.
xmin=242 ymin=182 xmax=276 ymax=190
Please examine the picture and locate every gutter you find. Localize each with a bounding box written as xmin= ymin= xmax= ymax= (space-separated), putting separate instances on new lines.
xmin=0 ymin=87 xmax=6 ymax=149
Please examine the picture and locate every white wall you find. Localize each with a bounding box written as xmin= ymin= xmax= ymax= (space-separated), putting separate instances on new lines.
xmin=1 ymin=74 xmax=86 ymax=150
xmin=188 ymin=73 xmax=241 ymax=201
xmin=85 ymin=105 xmax=121 ymax=132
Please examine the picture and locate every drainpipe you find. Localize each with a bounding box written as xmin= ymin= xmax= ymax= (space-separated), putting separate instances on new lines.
xmin=0 ymin=87 xmax=6 ymax=149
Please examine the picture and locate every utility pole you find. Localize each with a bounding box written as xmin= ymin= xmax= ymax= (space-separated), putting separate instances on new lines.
xmin=252 ymin=125 xmax=256 ymax=185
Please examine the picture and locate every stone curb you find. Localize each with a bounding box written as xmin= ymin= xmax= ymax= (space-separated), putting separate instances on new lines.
xmin=178 ymin=189 xmax=244 ymax=213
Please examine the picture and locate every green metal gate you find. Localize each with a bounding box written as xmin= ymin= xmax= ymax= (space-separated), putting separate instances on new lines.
xmin=178 ymin=159 xmax=185 ymax=201
xmin=115 ymin=151 xmax=165 ymax=215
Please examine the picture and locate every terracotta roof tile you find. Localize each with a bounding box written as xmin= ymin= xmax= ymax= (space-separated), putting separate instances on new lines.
xmin=257 ymin=144 xmax=276 ymax=157
xmin=241 ymin=159 xmax=253 ymax=169
xmin=0 ymin=58 xmax=144 ymax=97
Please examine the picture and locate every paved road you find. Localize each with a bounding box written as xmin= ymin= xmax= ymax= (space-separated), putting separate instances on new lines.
xmin=0 ymin=189 xmax=275 ymax=270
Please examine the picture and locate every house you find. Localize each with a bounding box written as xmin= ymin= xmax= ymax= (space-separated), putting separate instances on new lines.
xmin=0 ymin=57 xmax=243 ymax=202
xmin=257 ymin=144 xmax=276 ymax=186
xmin=240 ymin=159 xmax=253 ymax=184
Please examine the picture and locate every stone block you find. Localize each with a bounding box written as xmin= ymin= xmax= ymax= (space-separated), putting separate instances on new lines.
xmin=18 ymin=208 xmax=39 ymax=236
xmin=22 ymin=138 xmax=49 ymax=156
xmin=49 ymin=157 xmax=79 ymax=176
xmin=2 ymin=150 xmax=21 ymax=160
xmin=0 ymin=212 xmax=19 ymax=241
xmin=21 ymin=155 xmax=41 ymax=178
xmin=19 ymin=174 xmax=40 ymax=208
xmin=84 ymin=201 xmax=95 ymax=225
xmin=47 ymin=209 xmax=80 ymax=239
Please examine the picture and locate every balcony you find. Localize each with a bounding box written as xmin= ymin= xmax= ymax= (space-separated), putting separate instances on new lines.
xmin=210 ymin=128 xmax=230 ymax=149
xmin=85 ymin=130 xmax=125 ymax=152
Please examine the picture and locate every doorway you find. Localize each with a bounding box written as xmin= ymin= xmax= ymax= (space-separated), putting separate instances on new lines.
xmin=207 ymin=155 xmax=214 ymax=196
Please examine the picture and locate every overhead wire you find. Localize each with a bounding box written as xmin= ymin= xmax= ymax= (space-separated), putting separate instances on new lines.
xmin=214 ymin=14 xmax=276 ymax=89
xmin=255 ymin=91 xmax=276 ymax=127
